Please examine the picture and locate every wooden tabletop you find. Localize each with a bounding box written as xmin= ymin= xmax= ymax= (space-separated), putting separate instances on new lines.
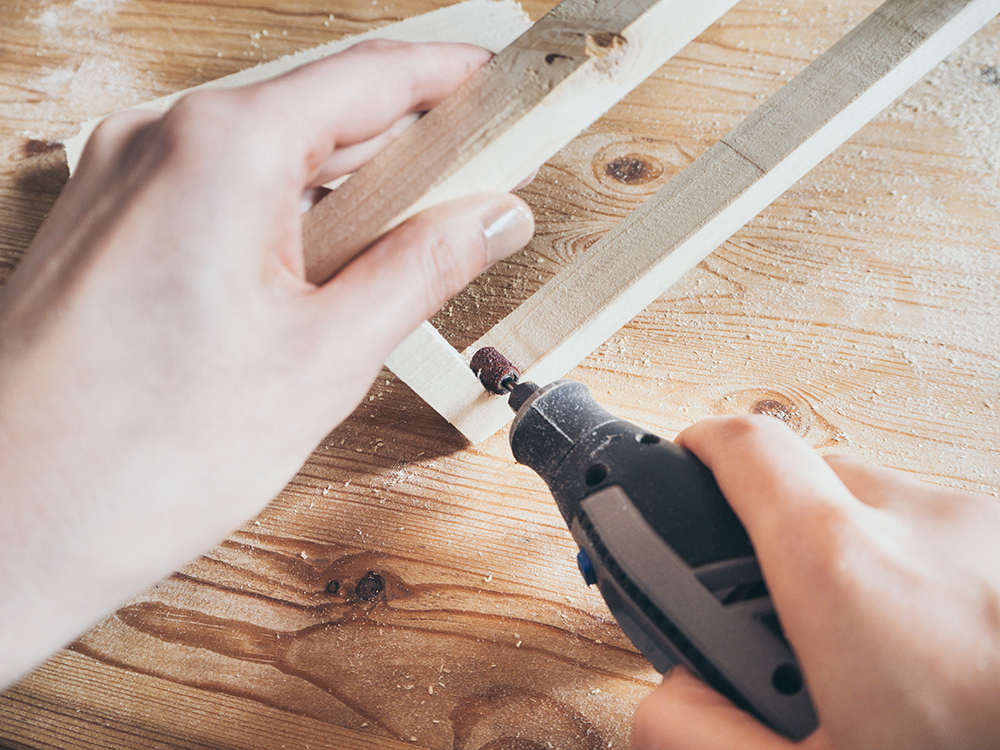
xmin=2 ymin=1 xmax=998 ymax=748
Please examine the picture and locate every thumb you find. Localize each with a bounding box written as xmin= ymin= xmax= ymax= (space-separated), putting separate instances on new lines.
xmin=318 ymin=192 xmax=533 ymax=361
xmin=631 ymin=667 xmax=803 ymax=750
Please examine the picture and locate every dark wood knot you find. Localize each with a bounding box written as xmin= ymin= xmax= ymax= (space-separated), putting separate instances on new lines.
xmin=355 ymin=571 xmax=384 ymax=601
xmin=604 ymin=153 xmax=663 ymax=185
xmin=750 ymin=397 xmax=803 ymax=434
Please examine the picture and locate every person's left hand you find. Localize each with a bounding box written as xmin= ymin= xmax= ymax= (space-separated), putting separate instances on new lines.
xmin=0 ymin=40 xmax=534 ymax=687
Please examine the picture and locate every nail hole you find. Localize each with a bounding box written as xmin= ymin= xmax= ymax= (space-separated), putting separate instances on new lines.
xmin=325 ymin=579 xmax=340 ymax=595
xmin=587 ymin=31 xmax=624 ymax=50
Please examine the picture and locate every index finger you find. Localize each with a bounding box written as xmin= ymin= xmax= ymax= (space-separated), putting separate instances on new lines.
xmin=674 ymin=416 xmax=865 ymax=626
xmin=676 ymin=415 xmax=860 ymax=538
xmin=246 ymin=40 xmax=492 ymax=167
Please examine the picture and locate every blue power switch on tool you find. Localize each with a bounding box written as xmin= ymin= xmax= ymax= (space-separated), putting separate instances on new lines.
xmin=576 ymin=549 xmax=597 ymax=586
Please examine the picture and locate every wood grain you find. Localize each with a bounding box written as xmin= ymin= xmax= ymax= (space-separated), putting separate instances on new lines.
xmin=301 ymin=0 xmax=739 ymax=283
xmin=1 ymin=0 xmax=998 ymax=748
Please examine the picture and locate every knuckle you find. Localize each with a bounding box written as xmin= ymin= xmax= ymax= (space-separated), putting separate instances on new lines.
xmin=88 ymin=109 xmax=144 ymax=146
xmin=157 ymin=89 xmax=286 ymax=179
xmin=82 ymin=109 xmax=158 ymax=167
xmin=161 ymin=90 xmax=237 ymax=146
xmin=718 ymin=412 xmax=792 ymax=446
xmin=167 ymin=89 xmax=236 ymax=125
xmin=347 ymin=38 xmax=410 ymax=56
xmin=159 ymin=89 xmax=265 ymax=161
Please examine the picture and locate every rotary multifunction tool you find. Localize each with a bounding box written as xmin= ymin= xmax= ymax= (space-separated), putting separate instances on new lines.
xmin=470 ymin=347 xmax=818 ymax=741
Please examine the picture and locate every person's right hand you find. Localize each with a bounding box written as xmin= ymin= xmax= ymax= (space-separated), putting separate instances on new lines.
xmin=631 ymin=415 xmax=1000 ymax=750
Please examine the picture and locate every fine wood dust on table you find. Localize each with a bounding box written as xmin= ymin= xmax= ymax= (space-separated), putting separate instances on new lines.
xmin=66 ymin=407 xmax=658 ymax=748
xmin=576 ymin=138 xmax=1000 ymax=494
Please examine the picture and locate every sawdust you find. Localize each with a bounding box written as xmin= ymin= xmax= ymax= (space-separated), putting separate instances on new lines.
xmin=30 ymin=0 xmax=132 ymax=46
xmin=578 ymin=60 xmax=1000 ymax=493
xmin=883 ymin=19 xmax=1000 ymax=171
xmin=19 ymin=0 xmax=156 ymax=129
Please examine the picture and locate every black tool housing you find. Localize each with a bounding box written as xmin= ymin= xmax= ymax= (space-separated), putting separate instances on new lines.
xmin=510 ymin=380 xmax=753 ymax=567
xmin=508 ymin=379 xmax=817 ymax=740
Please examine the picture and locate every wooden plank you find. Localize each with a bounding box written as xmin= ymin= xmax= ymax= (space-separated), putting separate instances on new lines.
xmin=393 ymin=0 xmax=1000 ymax=443
xmin=302 ymin=0 xmax=740 ymax=283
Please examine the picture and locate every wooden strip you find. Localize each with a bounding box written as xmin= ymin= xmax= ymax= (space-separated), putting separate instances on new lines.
xmin=302 ymin=0 xmax=740 ymax=283
xmin=384 ymin=320 xmax=489 ymax=420
xmin=393 ymin=0 xmax=999 ymax=443
xmin=63 ymin=0 xmax=533 ymax=173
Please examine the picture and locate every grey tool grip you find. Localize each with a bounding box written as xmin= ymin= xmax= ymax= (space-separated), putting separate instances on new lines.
xmin=574 ymin=486 xmax=817 ymax=741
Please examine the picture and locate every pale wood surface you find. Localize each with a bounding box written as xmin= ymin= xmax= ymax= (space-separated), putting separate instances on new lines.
xmin=1 ymin=1 xmax=999 ymax=749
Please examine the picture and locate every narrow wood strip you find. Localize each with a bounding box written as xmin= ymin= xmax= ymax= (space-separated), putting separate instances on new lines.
xmin=384 ymin=320 xmax=490 ymax=421
xmin=393 ymin=0 xmax=999 ymax=443
xmin=302 ymin=0 xmax=740 ymax=283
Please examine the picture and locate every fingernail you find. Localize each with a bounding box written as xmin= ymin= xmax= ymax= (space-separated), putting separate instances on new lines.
xmin=482 ymin=200 xmax=534 ymax=264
